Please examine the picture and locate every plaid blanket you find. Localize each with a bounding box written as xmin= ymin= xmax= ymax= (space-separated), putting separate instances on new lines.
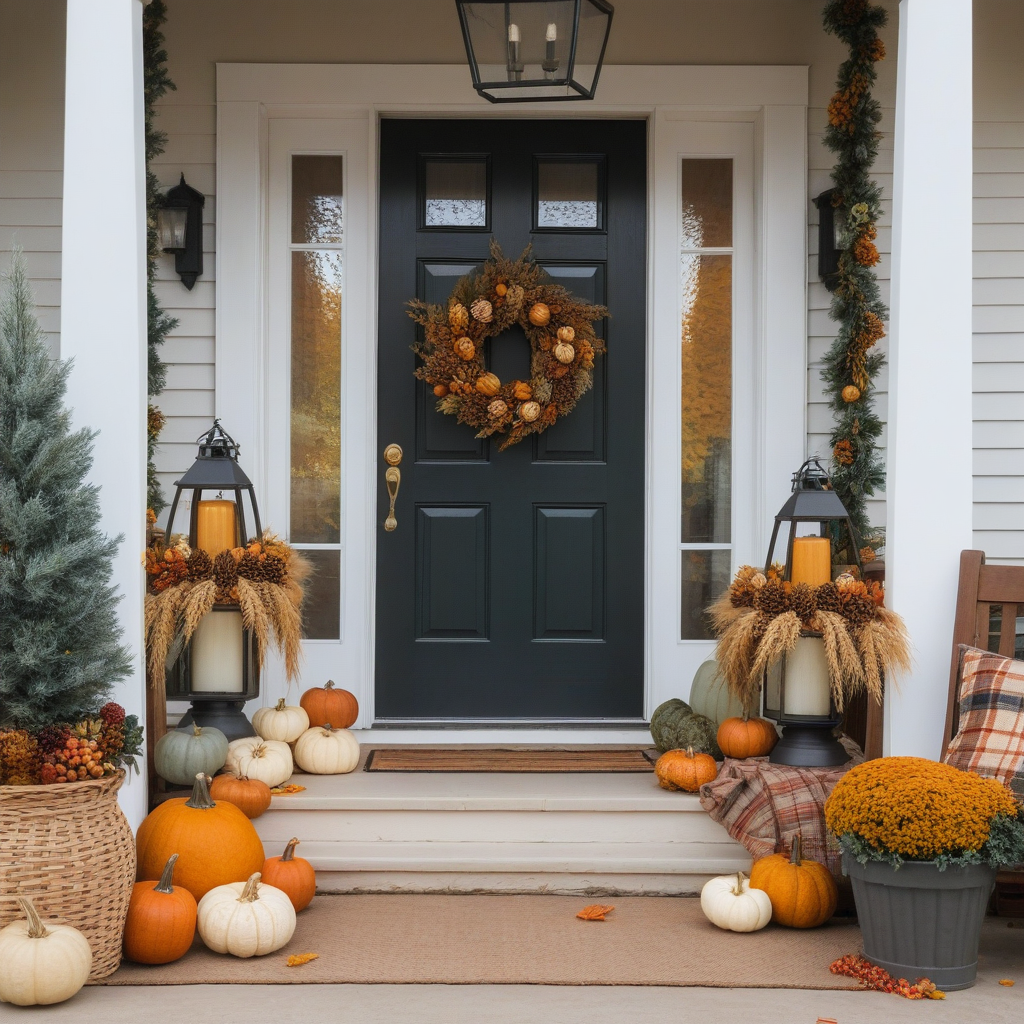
xmin=944 ymin=645 xmax=1024 ymax=788
xmin=698 ymin=737 xmax=863 ymax=882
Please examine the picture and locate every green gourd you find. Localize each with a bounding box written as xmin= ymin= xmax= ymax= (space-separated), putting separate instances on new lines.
xmin=650 ymin=699 xmax=722 ymax=759
xmin=688 ymin=656 xmax=746 ymax=726
xmin=154 ymin=724 xmax=229 ymax=786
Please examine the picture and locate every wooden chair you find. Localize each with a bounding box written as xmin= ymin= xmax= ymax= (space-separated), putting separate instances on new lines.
xmin=943 ymin=550 xmax=1024 ymax=754
xmin=943 ymin=549 xmax=1024 ymax=916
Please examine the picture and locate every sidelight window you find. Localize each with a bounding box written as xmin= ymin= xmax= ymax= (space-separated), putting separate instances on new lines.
xmin=290 ymin=155 xmax=343 ymax=640
xmin=679 ymin=158 xmax=734 ymax=640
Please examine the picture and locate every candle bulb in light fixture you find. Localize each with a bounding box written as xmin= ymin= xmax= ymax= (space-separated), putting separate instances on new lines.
xmin=790 ymin=536 xmax=832 ymax=587
xmin=543 ymin=21 xmax=559 ymax=78
xmin=780 ymin=636 xmax=833 ymax=716
xmin=189 ymin=610 xmax=245 ymax=694
xmin=507 ymin=22 xmax=522 ymax=81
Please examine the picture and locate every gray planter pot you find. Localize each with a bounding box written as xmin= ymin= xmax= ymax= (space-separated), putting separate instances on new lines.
xmin=843 ymin=853 xmax=996 ymax=991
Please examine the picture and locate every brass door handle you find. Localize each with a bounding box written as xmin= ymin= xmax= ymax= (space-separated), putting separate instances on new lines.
xmin=383 ymin=445 xmax=402 ymax=532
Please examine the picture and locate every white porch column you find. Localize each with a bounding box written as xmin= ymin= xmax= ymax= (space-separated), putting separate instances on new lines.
xmin=60 ymin=0 xmax=148 ymax=827
xmin=885 ymin=0 xmax=974 ymax=759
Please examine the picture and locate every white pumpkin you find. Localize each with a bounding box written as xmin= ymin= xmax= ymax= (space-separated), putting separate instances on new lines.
xmin=293 ymin=724 xmax=360 ymax=775
xmin=226 ymin=736 xmax=293 ymax=788
xmin=700 ymin=871 xmax=772 ymax=932
xmin=252 ymin=698 xmax=309 ymax=744
xmin=0 ymin=898 xmax=92 ymax=1006
xmin=197 ymin=873 xmax=296 ymax=958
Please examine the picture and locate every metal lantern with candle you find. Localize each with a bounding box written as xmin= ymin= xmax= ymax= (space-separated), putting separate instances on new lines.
xmin=761 ymin=459 xmax=861 ymax=767
xmin=163 ymin=421 xmax=262 ymax=739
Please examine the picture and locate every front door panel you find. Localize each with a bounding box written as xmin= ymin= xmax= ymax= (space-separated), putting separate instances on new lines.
xmin=376 ymin=118 xmax=646 ymax=721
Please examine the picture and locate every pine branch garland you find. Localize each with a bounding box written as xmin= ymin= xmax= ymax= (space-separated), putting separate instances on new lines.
xmin=143 ymin=0 xmax=178 ymax=514
xmin=821 ymin=0 xmax=889 ymax=556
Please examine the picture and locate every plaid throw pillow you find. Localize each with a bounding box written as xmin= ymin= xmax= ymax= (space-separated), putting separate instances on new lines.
xmin=943 ymin=645 xmax=1024 ymax=787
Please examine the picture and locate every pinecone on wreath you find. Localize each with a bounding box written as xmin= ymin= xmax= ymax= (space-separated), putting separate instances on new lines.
xmin=471 ymin=298 xmax=493 ymax=323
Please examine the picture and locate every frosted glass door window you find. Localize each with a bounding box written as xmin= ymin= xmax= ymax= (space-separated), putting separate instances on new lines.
xmin=536 ymin=159 xmax=601 ymax=229
xmin=424 ymin=158 xmax=488 ymax=227
xmin=290 ymin=155 xmax=343 ymax=639
xmin=680 ymin=158 xmax=733 ymax=640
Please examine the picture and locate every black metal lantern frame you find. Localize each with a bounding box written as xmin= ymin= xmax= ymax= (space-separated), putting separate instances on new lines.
xmin=164 ymin=421 xmax=263 ymax=739
xmin=815 ymin=188 xmax=842 ymax=292
xmin=457 ymin=0 xmax=614 ymax=103
xmin=761 ymin=459 xmax=861 ymax=767
xmin=158 ymin=173 xmax=205 ymax=290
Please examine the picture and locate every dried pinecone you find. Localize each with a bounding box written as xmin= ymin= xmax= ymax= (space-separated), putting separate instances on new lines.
xmin=471 ymin=298 xmax=493 ymax=323
xmin=843 ymin=595 xmax=877 ymax=625
xmin=237 ymin=551 xmax=286 ymax=585
xmin=448 ymin=303 xmax=469 ymax=330
xmin=505 ymin=284 xmax=525 ymax=314
xmin=815 ymin=581 xmax=844 ymax=614
xmin=213 ymin=550 xmax=238 ymax=594
xmin=729 ymin=567 xmax=767 ymax=608
xmin=790 ymin=583 xmax=817 ymax=624
xmin=0 ymin=729 xmax=39 ymax=785
xmin=754 ymin=579 xmax=791 ymax=616
xmin=187 ymin=548 xmax=214 ymax=581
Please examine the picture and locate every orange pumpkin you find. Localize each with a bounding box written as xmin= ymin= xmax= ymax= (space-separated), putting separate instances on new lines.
xmin=209 ymin=772 xmax=273 ymax=819
xmin=717 ymin=716 xmax=778 ymax=759
xmin=123 ymin=854 xmax=198 ymax=964
xmin=655 ymin=746 xmax=718 ymax=792
xmin=261 ymin=837 xmax=316 ymax=913
xmin=300 ymin=680 xmax=359 ymax=729
xmin=136 ymin=773 xmax=266 ymax=902
xmin=749 ymin=834 xmax=838 ymax=928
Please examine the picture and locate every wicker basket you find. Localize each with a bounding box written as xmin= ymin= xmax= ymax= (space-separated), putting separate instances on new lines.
xmin=0 ymin=771 xmax=136 ymax=979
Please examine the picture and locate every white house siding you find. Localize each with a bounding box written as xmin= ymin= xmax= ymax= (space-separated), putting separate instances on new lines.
xmin=1 ymin=0 xmax=1020 ymax=561
xmin=973 ymin=0 xmax=1024 ymax=566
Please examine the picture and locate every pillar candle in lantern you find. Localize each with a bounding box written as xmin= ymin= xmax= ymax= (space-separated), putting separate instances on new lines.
xmin=196 ymin=499 xmax=238 ymax=555
xmin=789 ymin=536 xmax=832 ymax=586
xmin=189 ymin=610 xmax=244 ymax=693
xmin=782 ymin=636 xmax=832 ymax=716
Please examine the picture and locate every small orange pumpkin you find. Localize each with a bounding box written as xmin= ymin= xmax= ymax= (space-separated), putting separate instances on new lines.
xmin=300 ymin=679 xmax=359 ymax=729
xmin=655 ymin=746 xmax=717 ymax=792
xmin=209 ymin=772 xmax=273 ymax=819
xmin=717 ymin=716 xmax=778 ymax=759
xmin=123 ymin=854 xmax=198 ymax=964
xmin=749 ymin=834 xmax=837 ymax=928
xmin=261 ymin=837 xmax=316 ymax=913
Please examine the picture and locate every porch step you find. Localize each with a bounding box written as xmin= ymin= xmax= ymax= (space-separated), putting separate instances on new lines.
xmin=253 ymin=764 xmax=750 ymax=895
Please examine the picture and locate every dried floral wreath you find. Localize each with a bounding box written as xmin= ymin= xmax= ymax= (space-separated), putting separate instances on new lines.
xmin=144 ymin=533 xmax=310 ymax=683
xmin=710 ymin=564 xmax=911 ymax=714
xmin=409 ymin=242 xmax=607 ymax=450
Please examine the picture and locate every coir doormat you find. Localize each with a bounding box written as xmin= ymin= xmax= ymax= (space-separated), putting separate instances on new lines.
xmin=96 ymin=894 xmax=864 ymax=988
xmin=363 ymin=747 xmax=656 ymax=772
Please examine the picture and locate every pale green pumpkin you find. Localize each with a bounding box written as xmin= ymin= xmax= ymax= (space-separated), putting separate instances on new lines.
xmin=687 ymin=656 xmax=746 ymax=726
xmin=154 ymin=724 xmax=229 ymax=786
xmin=650 ymin=699 xmax=722 ymax=758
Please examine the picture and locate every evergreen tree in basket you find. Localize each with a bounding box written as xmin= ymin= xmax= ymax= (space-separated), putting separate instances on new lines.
xmin=0 ymin=253 xmax=131 ymax=730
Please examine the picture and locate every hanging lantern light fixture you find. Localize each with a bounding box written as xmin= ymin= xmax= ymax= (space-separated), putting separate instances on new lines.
xmin=456 ymin=0 xmax=614 ymax=103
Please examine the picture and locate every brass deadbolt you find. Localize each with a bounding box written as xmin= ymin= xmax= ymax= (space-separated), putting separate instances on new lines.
xmin=383 ymin=444 xmax=403 ymax=466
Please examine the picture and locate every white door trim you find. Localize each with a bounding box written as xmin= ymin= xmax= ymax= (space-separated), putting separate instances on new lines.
xmin=216 ymin=64 xmax=808 ymax=739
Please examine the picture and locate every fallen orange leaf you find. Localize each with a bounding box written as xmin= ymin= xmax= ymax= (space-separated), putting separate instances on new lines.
xmin=576 ymin=904 xmax=614 ymax=921
xmin=270 ymin=784 xmax=307 ymax=795
xmin=286 ymin=952 xmax=319 ymax=967
xmin=999 ymin=979 xmax=1015 ymax=987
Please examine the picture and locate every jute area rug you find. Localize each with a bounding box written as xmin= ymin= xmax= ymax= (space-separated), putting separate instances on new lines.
xmin=363 ymin=748 xmax=656 ymax=772
xmin=98 ymin=894 xmax=862 ymax=988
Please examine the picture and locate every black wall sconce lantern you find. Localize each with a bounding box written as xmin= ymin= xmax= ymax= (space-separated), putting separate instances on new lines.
xmin=815 ymin=188 xmax=843 ymax=291
xmin=456 ymin=0 xmax=614 ymax=103
xmin=157 ymin=173 xmax=205 ymax=290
